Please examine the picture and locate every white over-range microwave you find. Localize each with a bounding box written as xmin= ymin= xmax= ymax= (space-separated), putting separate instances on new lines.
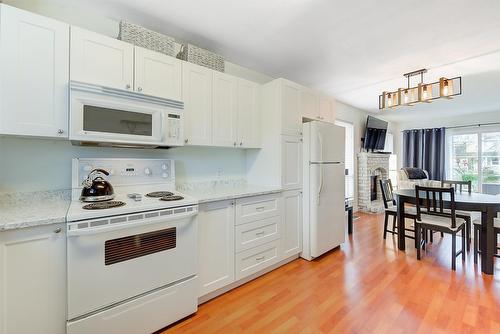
xmin=69 ymin=81 xmax=184 ymax=148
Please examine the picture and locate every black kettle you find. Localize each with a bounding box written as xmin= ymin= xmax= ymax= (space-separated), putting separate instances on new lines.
xmin=80 ymin=169 xmax=115 ymax=202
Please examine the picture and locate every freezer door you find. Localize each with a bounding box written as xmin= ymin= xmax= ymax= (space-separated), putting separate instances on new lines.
xmin=309 ymin=162 xmax=346 ymax=258
xmin=309 ymin=121 xmax=345 ymax=163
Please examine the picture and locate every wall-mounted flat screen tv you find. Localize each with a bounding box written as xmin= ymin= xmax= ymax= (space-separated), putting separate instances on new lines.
xmin=363 ymin=116 xmax=388 ymax=151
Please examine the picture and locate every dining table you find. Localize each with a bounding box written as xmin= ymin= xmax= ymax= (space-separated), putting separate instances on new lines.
xmin=394 ymin=189 xmax=500 ymax=275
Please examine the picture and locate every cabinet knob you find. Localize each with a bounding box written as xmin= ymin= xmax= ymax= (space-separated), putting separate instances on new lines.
xmin=125 ymin=84 xmax=131 ymax=89
xmin=57 ymin=129 xmax=64 ymax=134
xmin=233 ymin=142 xmax=236 ymax=146
xmin=239 ymin=142 xmax=243 ymax=146
xmin=137 ymin=87 xmax=143 ymax=92
xmin=54 ymin=227 xmax=62 ymax=234
xmin=299 ymin=132 xmax=303 ymax=136
xmin=184 ymin=139 xmax=189 ymax=144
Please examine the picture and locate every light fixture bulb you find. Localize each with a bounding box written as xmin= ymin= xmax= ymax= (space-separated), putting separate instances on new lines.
xmin=403 ymin=90 xmax=409 ymax=103
xmin=387 ymin=93 xmax=392 ymax=107
xmin=443 ymin=80 xmax=449 ymax=96
xmin=422 ymin=85 xmax=428 ymax=99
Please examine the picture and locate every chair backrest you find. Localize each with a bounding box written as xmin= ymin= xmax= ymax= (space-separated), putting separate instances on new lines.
xmin=379 ymin=179 xmax=395 ymax=209
xmin=441 ymin=180 xmax=472 ymax=194
xmin=415 ymin=185 xmax=457 ymax=228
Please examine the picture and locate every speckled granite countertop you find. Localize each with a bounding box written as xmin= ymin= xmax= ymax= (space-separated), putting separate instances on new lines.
xmin=0 ymin=190 xmax=71 ymax=231
xmin=178 ymin=180 xmax=282 ymax=204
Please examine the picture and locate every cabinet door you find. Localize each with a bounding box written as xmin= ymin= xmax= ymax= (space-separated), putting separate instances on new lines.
xmin=237 ymin=79 xmax=261 ymax=148
xmin=70 ymin=26 xmax=134 ymax=90
xmin=300 ymin=88 xmax=320 ymax=120
xmin=282 ymin=190 xmax=302 ymax=257
xmin=280 ymin=80 xmax=302 ymax=136
xmin=212 ymin=72 xmax=238 ymax=147
xmin=0 ymin=224 xmax=66 ymax=334
xmin=282 ymin=135 xmax=303 ymax=190
xmin=0 ymin=5 xmax=69 ymax=138
xmin=319 ymin=95 xmax=336 ymax=123
xmin=134 ymin=46 xmax=182 ymax=100
xmin=182 ymin=62 xmax=213 ymax=145
xmin=198 ymin=200 xmax=235 ymax=297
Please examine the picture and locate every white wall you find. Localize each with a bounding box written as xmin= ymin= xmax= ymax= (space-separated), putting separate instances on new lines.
xmin=0 ymin=137 xmax=246 ymax=193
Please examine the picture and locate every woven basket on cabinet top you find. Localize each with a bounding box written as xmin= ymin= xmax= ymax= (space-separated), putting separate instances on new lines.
xmin=177 ymin=43 xmax=225 ymax=72
xmin=118 ymin=21 xmax=176 ymax=57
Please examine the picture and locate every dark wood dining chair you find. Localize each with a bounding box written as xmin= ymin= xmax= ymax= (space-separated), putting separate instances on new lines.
xmin=415 ymin=185 xmax=466 ymax=271
xmin=473 ymin=217 xmax=500 ymax=264
xmin=380 ymin=179 xmax=417 ymax=243
xmin=441 ymin=180 xmax=476 ymax=250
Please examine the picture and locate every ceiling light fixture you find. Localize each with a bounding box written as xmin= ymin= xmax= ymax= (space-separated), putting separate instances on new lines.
xmin=379 ymin=69 xmax=462 ymax=110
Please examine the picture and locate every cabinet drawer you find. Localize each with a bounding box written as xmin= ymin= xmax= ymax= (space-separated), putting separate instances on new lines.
xmin=235 ymin=240 xmax=280 ymax=280
xmin=235 ymin=193 xmax=282 ymax=225
xmin=235 ymin=216 xmax=280 ymax=252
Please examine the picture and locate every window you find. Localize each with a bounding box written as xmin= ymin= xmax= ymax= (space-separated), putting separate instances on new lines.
xmin=334 ymin=120 xmax=354 ymax=200
xmin=384 ymin=133 xmax=398 ymax=187
xmin=447 ymin=128 xmax=500 ymax=194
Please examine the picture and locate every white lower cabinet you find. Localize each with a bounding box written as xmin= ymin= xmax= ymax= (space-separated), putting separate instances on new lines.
xmin=0 ymin=223 xmax=66 ymax=334
xmin=282 ymin=189 xmax=303 ymax=257
xmin=198 ymin=200 xmax=235 ymax=297
xmin=235 ymin=240 xmax=280 ymax=280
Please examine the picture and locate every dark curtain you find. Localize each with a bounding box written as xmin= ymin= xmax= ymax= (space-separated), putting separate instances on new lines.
xmin=403 ymin=127 xmax=446 ymax=180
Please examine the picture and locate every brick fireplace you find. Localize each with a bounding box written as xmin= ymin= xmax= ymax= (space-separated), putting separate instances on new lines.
xmin=357 ymin=153 xmax=390 ymax=213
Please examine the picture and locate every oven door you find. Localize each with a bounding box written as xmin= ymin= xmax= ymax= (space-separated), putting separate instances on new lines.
xmin=67 ymin=209 xmax=197 ymax=320
xmin=70 ymin=88 xmax=167 ymax=147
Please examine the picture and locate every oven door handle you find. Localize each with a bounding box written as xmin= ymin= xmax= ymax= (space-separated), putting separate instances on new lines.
xmin=67 ymin=210 xmax=197 ymax=237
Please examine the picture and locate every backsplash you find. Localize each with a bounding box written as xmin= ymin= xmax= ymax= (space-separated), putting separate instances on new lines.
xmin=0 ymin=137 xmax=248 ymax=194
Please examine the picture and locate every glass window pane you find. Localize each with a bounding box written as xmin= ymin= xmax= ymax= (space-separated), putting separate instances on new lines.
xmin=334 ymin=120 xmax=354 ymax=199
xmin=481 ymin=132 xmax=500 ymax=194
xmin=83 ymin=105 xmax=153 ymax=136
xmin=450 ymin=133 xmax=479 ymax=192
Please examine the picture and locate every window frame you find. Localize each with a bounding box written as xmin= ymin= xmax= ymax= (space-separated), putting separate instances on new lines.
xmin=334 ymin=119 xmax=355 ymax=200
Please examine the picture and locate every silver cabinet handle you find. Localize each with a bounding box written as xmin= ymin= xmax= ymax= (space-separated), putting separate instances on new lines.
xmin=256 ymin=256 xmax=265 ymax=261
xmin=240 ymin=142 xmax=243 ymax=146
xmin=233 ymin=142 xmax=236 ymax=146
xmin=125 ymin=84 xmax=131 ymax=89
xmin=137 ymin=87 xmax=143 ymax=92
xmin=54 ymin=227 xmax=62 ymax=234
xmin=255 ymin=206 xmax=265 ymax=211
xmin=184 ymin=139 xmax=189 ymax=144
xmin=255 ymin=231 xmax=265 ymax=236
xmin=57 ymin=129 xmax=64 ymax=134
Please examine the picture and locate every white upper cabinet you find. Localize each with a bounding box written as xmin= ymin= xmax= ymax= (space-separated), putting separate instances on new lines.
xmin=212 ymin=72 xmax=238 ymax=147
xmin=282 ymin=135 xmax=303 ymax=190
xmin=134 ymin=46 xmax=182 ymax=100
xmin=319 ymin=95 xmax=336 ymax=122
xmin=70 ymin=26 xmax=134 ymax=90
xmin=182 ymin=62 xmax=213 ymax=145
xmin=280 ymin=79 xmax=302 ymax=136
xmin=300 ymin=88 xmax=320 ymax=120
xmin=237 ymin=79 xmax=261 ymax=148
xmin=0 ymin=4 xmax=69 ymax=138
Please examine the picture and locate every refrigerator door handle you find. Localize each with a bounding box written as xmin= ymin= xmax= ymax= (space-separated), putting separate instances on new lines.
xmin=318 ymin=164 xmax=323 ymax=205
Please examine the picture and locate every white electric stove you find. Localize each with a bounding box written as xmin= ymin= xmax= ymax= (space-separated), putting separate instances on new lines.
xmin=66 ymin=158 xmax=198 ymax=334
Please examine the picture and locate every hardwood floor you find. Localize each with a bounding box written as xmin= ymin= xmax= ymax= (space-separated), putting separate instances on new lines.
xmin=161 ymin=212 xmax=500 ymax=333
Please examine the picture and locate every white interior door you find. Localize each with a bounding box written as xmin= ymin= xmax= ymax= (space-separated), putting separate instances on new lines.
xmin=212 ymin=72 xmax=238 ymax=147
xmin=134 ymin=46 xmax=182 ymax=100
xmin=309 ymin=163 xmax=345 ymax=258
xmin=310 ymin=121 xmax=345 ymax=163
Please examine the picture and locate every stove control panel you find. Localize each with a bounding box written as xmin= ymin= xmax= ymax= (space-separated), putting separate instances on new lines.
xmin=73 ymin=158 xmax=175 ymax=188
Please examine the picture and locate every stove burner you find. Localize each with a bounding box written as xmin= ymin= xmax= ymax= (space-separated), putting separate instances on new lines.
xmin=146 ymin=191 xmax=174 ymax=198
xmin=82 ymin=201 xmax=126 ymax=210
xmin=160 ymin=195 xmax=184 ymax=201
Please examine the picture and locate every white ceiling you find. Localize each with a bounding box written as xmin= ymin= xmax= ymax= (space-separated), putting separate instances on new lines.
xmin=75 ymin=0 xmax=500 ymax=122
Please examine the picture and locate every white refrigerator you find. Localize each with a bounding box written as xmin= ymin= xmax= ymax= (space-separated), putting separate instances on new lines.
xmin=301 ymin=121 xmax=346 ymax=261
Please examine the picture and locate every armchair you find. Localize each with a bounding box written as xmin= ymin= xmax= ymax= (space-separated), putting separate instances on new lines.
xmin=397 ymin=168 xmax=442 ymax=190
